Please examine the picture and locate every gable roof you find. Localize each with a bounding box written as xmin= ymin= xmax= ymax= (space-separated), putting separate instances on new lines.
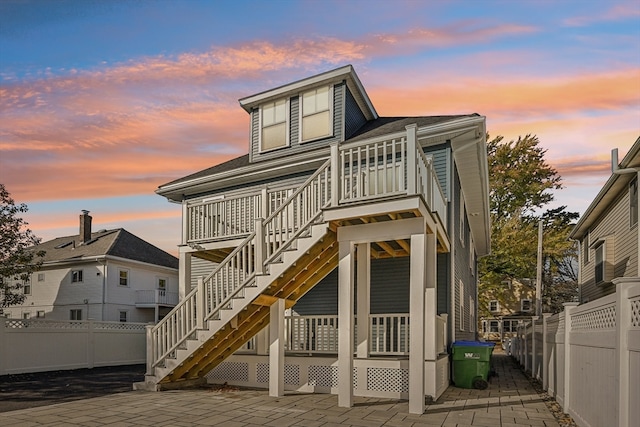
xmin=35 ymin=229 xmax=178 ymax=270
xmin=570 ymin=136 xmax=640 ymax=240
xmin=239 ymin=65 xmax=377 ymax=121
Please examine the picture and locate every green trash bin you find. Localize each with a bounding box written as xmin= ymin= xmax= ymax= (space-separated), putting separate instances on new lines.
xmin=451 ymin=341 xmax=495 ymax=389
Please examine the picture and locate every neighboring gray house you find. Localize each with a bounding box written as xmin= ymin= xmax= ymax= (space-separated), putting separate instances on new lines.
xmin=4 ymin=211 xmax=179 ymax=323
xmin=139 ymin=65 xmax=490 ymax=414
xmin=570 ymin=136 xmax=640 ymax=303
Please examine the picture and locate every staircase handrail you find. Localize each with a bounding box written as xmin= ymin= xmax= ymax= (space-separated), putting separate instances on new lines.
xmin=262 ymin=159 xmax=332 ymax=265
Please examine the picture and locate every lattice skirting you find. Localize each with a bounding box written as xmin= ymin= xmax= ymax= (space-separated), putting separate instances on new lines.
xmin=205 ymin=355 xmax=448 ymax=400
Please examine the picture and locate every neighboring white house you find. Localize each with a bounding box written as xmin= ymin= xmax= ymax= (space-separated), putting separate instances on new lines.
xmin=3 ymin=211 xmax=179 ymax=323
xmin=570 ymin=136 xmax=640 ymax=303
xmin=138 ymin=65 xmax=491 ymax=414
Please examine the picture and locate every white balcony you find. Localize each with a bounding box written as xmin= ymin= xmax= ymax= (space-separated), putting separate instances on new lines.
xmin=135 ymin=290 xmax=179 ymax=308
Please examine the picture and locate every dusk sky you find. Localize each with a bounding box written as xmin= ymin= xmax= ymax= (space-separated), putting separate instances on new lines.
xmin=1 ymin=0 xmax=639 ymax=256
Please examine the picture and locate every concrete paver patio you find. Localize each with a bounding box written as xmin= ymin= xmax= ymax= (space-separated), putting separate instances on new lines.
xmin=2 ymin=353 xmax=561 ymax=426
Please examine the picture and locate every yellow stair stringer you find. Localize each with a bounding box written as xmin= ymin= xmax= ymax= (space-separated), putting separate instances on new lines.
xmin=159 ymin=229 xmax=338 ymax=385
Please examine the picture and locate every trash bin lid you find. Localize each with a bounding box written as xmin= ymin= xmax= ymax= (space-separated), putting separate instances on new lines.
xmin=452 ymin=340 xmax=495 ymax=347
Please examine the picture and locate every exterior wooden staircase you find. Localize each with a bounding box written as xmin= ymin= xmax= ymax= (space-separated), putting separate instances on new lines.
xmin=136 ymin=127 xmax=448 ymax=391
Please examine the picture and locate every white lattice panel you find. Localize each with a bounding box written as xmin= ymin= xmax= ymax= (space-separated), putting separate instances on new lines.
xmin=284 ymin=364 xmax=300 ymax=385
xmin=206 ymin=362 xmax=249 ymax=382
xmin=572 ymin=305 xmax=616 ymax=330
xmin=256 ymin=363 xmax=269 ymax=383
xmin=366 ymin=367 xmax=409 ymax=393
xmin=308 ymin=365 xmax=339 ymax=388
xmin=631 ymin=298 xmax=640 ymax=327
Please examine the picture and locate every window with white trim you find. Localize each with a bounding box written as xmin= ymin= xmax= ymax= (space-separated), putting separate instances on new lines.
xmin=489 ymin=300 xmax=500 ymax=312
xmin=521 ymin=299 xmax=532 ymax=312
xmin=119 ymin=269 xmax=129 ymax=287
xmin=71 ymin=270 xmax=83 ymax=283
xmin=37 ymin=273 xmax=45 ymax=282
xmin=157 ymin=278 xmax=167 ymax=290
xmin=489 ymin=320 xmax=499 ymax=333
xmin=260 ymin=99 xmax=288 ymax=151
xmin=23 ymin=279 xmax=31 ymax=295
xmin=119 ymin=310 xmax=128 ymax=323
xmin=70 ymin=309 xmax=82 ymax=320
xmin=36 ymin=310 xmax=45 ymax=318
xmin=22 ymin=312 xmax=30 ymax=319
xmin=630 ymin=177 xmax=638 ymax=228
xmin=300 ymin=86 xmax=332 ymax=142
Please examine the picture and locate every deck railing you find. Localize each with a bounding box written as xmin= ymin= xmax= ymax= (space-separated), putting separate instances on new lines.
xmin=185 ymin=126 xmax=447 ymax=244
xmin=135 ymin=290 xmax=179 ymax=306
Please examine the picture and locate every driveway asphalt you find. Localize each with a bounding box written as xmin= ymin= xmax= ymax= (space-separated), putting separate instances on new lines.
xmin=0 ymin=364 xmax=145 ymax=413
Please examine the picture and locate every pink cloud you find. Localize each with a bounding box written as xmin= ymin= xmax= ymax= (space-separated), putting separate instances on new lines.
xmin=564 ymin=1 xmax=640 ymax=26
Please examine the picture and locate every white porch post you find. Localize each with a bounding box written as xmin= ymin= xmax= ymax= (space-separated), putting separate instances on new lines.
xmin=269 ymin=298 xmax=285 ymax=397
xmin=424 ymin=232 xmax=438 ymax=399
xmin=409 ymin=232 xmax=426 ymax=414
xmin=542 ymin=313 xmax=551 ymax=390
xmin=178 ymin=251 xmax=192 ymax=301
xmin=562 ymin=302 xmax=579 ymax=413
xmin=356 ymin=242 xmax=370 ymax=359
xmin=338 ymin=240 xmax=355 ymax=408
xmin=531 ymin=316 xmax=539 ymax=379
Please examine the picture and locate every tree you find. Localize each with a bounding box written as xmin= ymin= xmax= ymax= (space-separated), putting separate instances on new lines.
xmin=478 ymin=135 xmax=578 ymax=318
xmin=0 ymin=184 xmax=45 ymax=310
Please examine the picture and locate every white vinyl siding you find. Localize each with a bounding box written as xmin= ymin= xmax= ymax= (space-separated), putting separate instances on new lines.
xmin=580 ymin=182 xmax=635 ymax=302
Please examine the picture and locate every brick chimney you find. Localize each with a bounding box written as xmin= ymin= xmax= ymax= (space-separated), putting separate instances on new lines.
xmin=79 ymin=210 xmax=92 ymax=243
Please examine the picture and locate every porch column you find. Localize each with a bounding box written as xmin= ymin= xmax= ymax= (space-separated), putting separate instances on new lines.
xmin=338 ymin=240 xmax=355 ymax=408
xmin=356 ymin=243 xmax=370 ymax=359
xmin=409 ymin=232 xmax=426 ymax=414
xmin=424 ymin=232 xmax=438 ymax=399
xmin=269 ymin=298 xmax=285 ymax=397
xmin=178 ymin=251 xmax=192 ymax=301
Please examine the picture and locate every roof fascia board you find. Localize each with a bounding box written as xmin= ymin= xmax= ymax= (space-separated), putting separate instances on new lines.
xmin=41 ymin=255 xmax=178 ymax=272
xmin=239 ymin=66 xmax=354 ymax=109
xmin=157 ymin=149 xmax=331 ymax=200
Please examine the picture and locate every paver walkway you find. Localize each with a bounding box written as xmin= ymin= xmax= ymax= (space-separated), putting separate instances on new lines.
xmin=2 ymin=353 xmax=559 ymax=426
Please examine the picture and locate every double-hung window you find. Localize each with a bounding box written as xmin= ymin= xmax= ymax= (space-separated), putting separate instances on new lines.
xmin=71 ymin=270 xmax=83 ymax=283
xmin=301 ymin=86 xmax=332 ymax=142
xmin=260 ymin=99 xmax=288 ymax=151
xmin=489 ymin=300 xmax=500 ymax=312
xmin=119 ymin=269 xmax=129 ymax=287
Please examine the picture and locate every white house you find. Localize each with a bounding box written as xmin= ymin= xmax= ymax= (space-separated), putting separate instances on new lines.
xmin=4 ymin=211 xmax=179 ymax=323
xmin=138 ymin=65 xmax=491 ymax=414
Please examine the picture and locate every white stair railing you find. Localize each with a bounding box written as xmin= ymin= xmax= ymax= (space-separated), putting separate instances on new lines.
xmin=150 ymin=159 xmax=333 ymax=370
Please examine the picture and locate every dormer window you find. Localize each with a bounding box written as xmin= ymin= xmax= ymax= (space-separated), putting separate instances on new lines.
xmin=260 ymin=99 xmax=288 ymax=152
xmin=301 ymin=86 xmax=332 ymax=142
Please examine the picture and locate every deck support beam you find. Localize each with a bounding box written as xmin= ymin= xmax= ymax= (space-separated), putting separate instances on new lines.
xmin=269 ymin=298 xmax=285 ymax=397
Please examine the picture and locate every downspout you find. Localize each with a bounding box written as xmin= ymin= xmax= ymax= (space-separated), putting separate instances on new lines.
xmin=611 ymin=149 xmax=640 ymax=276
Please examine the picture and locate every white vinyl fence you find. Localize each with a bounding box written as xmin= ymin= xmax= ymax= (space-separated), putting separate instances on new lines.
xmin=511 ymin=278 xmax=640 ymax=427
xmin=0 ymin=318 xmax=147 ymax=375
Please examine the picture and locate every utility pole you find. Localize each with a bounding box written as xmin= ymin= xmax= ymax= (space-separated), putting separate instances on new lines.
xmin=536 ymin=220 xmax=543 ymax=316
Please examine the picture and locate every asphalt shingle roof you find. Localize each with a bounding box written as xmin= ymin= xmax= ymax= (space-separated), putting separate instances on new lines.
xmin=35 ymin=229 xmax=178 ymax=270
